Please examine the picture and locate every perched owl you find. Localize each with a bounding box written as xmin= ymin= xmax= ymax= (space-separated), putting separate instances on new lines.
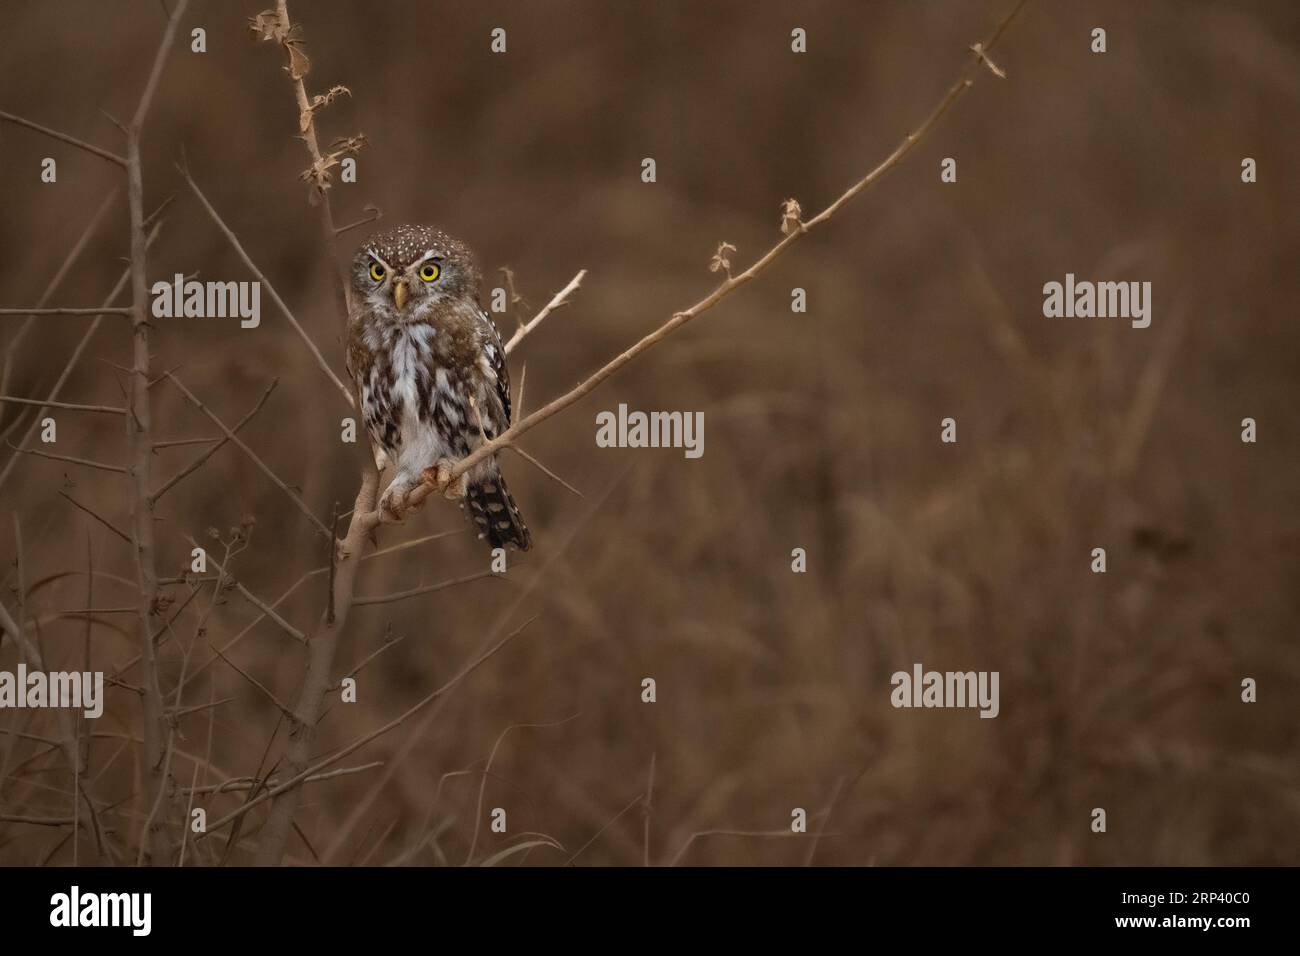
xmin=346 ymin=224 xmax=531 ymax=551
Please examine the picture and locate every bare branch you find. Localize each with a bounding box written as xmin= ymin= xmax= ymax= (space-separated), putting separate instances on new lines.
xmin=151 ymin=379 xmax=277 ymax=501
xmin=334 ymin=204 xmax=382 ymax=237
xmin=185 ymin=535 xmax=307 ymax=643
xmin=0 ymin=109 xmax=127 ymax=166
xmin=564 ymin=791 xmax=645 ymax=866
xmin=0 ymin=214 xmax=166 ymax=494
xmin=0 ymin=307 xmax=130 ymax=317
xmin=179 ymin=164 xmax=353 ymax=405
xmin=125 ymin=0 xmax=191 ymax=867
xmin=505 ymin=445 xmax=583 ymax=499
xmin=352 ymin=569 xmax=503 ymax=607
xmin=181 ymin=761 xmax=382 ymax=796
xmin=211 ymin=648 xmax=296 ymax=720
xmin=504 ymin=270 xmax=586 ymax=355
xmin=58 ymin=492 xmax=132 ymax=545
xmin=466 ymin=714 xmax=580 ymax=864
xmin=130 ymin=0 xmax=189 ymax=133
xmin=0 ymin=396 xmax=125 ymax=415
xmin=162 ymin=373 xmax=331 ymax=537
xmin=201 ymin=616 xmax=537 ymax=843
xmin=5 ymin=441 xmax=126 ymax=474
xmin=328 ymin=630 xmax=405 ymax=690
xmin=257 ymin=0 xmax=351 ymax=323
xmin=0 ymin=189 xmax=118 ymax=409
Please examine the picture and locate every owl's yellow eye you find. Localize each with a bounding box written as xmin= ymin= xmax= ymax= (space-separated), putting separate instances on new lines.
xmin=418 ymin=263 xmax=440 ymax=283
xmin=369 ymin=262 xmax=385 ymax=282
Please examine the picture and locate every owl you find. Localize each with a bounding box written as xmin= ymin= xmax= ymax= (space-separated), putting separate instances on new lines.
xmin=345 ymin=224 xmax=531 ymax=551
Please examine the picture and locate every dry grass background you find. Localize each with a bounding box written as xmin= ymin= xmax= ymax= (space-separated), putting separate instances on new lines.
xmin=1 ymin=0 xmax=1297 ymax=865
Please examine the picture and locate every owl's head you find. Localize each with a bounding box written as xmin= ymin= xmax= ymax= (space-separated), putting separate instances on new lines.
xmin=351 ymin=224 xmax=481 ymax=323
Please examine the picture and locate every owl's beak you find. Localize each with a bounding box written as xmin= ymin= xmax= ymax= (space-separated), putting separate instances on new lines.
xmin=392 ymin=280 xmax=409 ymax=311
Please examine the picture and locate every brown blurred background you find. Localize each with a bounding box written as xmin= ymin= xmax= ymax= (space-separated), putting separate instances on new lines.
xmin=1 ymin=0 xmax=1297 ymax=865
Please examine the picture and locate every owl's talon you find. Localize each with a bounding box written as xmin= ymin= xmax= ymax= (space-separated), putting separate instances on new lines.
xmin=378 ymin=493 xmax=405 ymax=523
xmin=378 ymin=478 xmax=416 ymax=522
xmin=421 ymin=459 xmax=463 ymax=501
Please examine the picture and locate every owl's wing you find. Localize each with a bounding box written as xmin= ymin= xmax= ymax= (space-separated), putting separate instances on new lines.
xmin=481 ymin=309 xmax=512 ymax=429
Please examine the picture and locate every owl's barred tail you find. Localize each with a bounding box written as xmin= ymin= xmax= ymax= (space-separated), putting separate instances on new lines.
xmin=465 ymin=476 xmax=532 ymax=551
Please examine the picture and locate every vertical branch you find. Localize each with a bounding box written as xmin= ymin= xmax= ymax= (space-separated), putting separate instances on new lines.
xmin=248 ymin=0 xmax=378 ymax=865
xmin=253 ymin=469 xmax=378 ymax=863
xmin=125 ymin=124 xmax=168 ymax=868
xmin=125 ymin=0 xmax=189 ymax=866
xmin=274 ymin=0 xmax=350 ymax=325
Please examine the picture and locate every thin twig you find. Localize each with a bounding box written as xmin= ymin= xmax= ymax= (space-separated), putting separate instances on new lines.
xmin=59 ymin=492 xmax=132 ymax=544
xmin=564 ymin=792 xmax=645 ymax=866
xmin=1 ymin=189 xmax=118 ymax=410
xmin=200 ymin=616 xmax=537 ymax=842
xmin=0 ymin=307 xmax=130 ymax=317
xmin=6 ymin=442 xmax=126 ymax=474
xmin=466 ymin=714 xmax=580 ymax=864
xmin=179 ymin=164 xmax=353 ymax=405
xmin=162 ymin=373 xmax=330 ymax=536
xmin=503 ymin=270 xmax=586 ymax=355
xmin=151 ymin=379 xmax=277 ymax=502
xmin=352 ymin=569 xmax=503 ymax=607
xmin=506 ymin=445 xmax=583 ymax=499
xmin=211 ymin=648 xmax=297 ymax=719
xmin=184 ymin=535 xmax=307 ymax=643
xmin=181 ymin=761 xmax=383 ymax=795
xmin=0 ymin=396 xmax=125 ymax=414
xmin=334 ymin=205 xmax=382 ymax=236
xmin=0 ymin=109 xmax=127 ymax=166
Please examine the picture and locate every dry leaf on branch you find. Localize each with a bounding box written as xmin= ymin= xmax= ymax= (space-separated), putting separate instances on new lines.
xmin=247 ymin=10 xmax=288 ymax=43
xmin=709 ymin=241 xmax=737 ymax=277
xmin=248 ymin=10 xmax=310 ymax=79
xmin=298 ymin=133 xmax=368 ymax=195
xmin=301 ymin=85 xmax=352 ymax=132
xmin=780 ymin=198 xmax=803 ymax=236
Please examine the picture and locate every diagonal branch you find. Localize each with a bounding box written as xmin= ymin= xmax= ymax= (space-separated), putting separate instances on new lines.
xmin=179 ymin=164 xmax=353 ymax=405
xmin=380 ymin=0 xmax=1032 ymax=527
xmin=59 ymin=492 xmax=132 ymax=544
xmin=199 ymin=616 xmax=536 ymax=844
xmin=0 ymin=214 xmax=167 ymax=494
xmin=0 ymin=189 xmax=118 ymax=413
xmin=211 ymin=648 xmax=297 ymax=720
xmin=162 ymin=373 xmax=331 ymax=537
xmin=151 ymin=379 xmax=277 ymax=502
xmin=185 ymin=535 xmax=307 ymax=643
xmin=0 ymin=109 xmax=127 ymax=167
xmin=504 ymin=270 xmax=586 ymax=355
